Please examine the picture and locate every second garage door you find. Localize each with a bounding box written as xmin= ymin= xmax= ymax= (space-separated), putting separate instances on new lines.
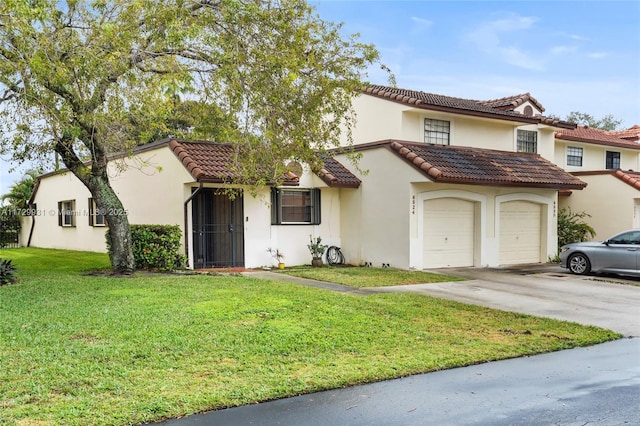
xmin=499 ymin=201 xmax=541 ymax=265
xmin=423 ymin=198 xmax=475 ymax=268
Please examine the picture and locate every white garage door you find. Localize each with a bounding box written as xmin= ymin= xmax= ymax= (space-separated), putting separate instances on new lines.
xmin=423 ymin=198 xmax=475 ymax=268
xmin=500 ymin=201 xmax=541 ymax=265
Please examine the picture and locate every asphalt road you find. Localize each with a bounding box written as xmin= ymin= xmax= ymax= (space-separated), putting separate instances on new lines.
xmin=158 ymin=338 xmax=640 ymax=425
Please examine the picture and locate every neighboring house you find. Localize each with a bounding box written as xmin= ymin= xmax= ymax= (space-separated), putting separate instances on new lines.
xmin=26 ymin=84 xmax=589 ymax=270
xmin=555 ymin=125 xmax=640 ymax=239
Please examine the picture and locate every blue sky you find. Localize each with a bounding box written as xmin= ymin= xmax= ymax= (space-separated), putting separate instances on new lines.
xmin=1 ymin=0 xmax=639 ymax=197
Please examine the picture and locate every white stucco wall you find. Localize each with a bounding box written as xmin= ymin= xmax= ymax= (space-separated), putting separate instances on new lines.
xmin=28 ymin=146 xmax=194 ymax=253
xmin=227 ymin=169 xmax=342 ymax=269
xmin=554 ymin=140 xmax=640 ymax=172
xmin=559 ymin=175 xmax=639 ymax=240
xmin=347 ymin=95 xmax=556 ymax=163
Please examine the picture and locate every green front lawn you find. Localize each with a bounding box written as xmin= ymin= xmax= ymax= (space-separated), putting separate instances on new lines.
xmin=278 ymin=265 xmax=465 ymax=287
xmin=0 ymin=248 xmax=620 ymax=426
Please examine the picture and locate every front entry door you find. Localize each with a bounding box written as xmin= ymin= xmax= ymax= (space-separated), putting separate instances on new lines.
xmin=192 ymin=189 xmax=244 ymax=269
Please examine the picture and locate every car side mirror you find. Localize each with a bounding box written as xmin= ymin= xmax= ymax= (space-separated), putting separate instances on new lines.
xmin=604 ymin=240 xmax=610 ymax=246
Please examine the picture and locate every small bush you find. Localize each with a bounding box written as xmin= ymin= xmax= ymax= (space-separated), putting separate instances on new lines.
xmin=0 ymin=258 xmax=18 ymax=285
xmin=558 ymin=207 xmax=596 ymax=248
xmin=107 ymin=225 xmax=186 ymax=271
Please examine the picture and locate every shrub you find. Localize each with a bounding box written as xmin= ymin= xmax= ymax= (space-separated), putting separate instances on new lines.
xmin=107 ymin=225 xmax=186 ymax=271
xmin=558 ymin=207 xmax=596 ymax=248
xmin=0 ymin=258 xmax=18 ymax=285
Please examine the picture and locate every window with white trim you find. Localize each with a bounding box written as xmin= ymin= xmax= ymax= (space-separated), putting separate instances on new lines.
xmin=88 ymin=198 xmax=106 ymax=227
xmin=517 ymin=130 xmax=537 ymax=153
xmin=58 ymin=200 xmax=76 ymax=227
xmin=424 ymin=118 xmax=450 ymax=145
xmin=566 ymin=147 xmax=583 ymax=166
xmin=606 ymin=151 xmax=621 ymax=169
xmin=271 ymin=188 xmax=321 ymax=225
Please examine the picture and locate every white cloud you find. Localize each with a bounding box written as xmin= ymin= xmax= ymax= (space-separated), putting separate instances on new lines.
xmin=550 ymin=45 xmax=578 ymax=56
xmin=411 ymin=16 xmax=432 ymax=28
xmin=467 ymin=13 xmax=544 ymax=70
xmin=587 ymin=51 xmax=608 ymax=59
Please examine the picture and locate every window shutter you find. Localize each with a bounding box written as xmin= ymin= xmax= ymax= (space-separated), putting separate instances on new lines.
xmin=88 ymin=198 xmax=94 ymax=226
xmin=271 ymin=188 xmax=281 ymax=225
xmin=311 ymin=188 xmax=321 ymax=225
xmin=57 ymin=202 xmax=63 ymax=227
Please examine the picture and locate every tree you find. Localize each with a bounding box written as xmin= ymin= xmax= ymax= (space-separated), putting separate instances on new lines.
xmin=1 ymin=169 xmax=40 ymax=210
xmin=553 ymin=111 xmax=623 ymax=131
xmin=0 ymin=1 xmax=379 ymax=273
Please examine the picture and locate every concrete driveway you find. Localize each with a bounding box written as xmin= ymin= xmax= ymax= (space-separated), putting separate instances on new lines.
xmin=373 ymin=264 xmax=640 ymax=337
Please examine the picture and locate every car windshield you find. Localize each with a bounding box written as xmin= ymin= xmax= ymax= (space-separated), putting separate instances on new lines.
xmin=608 ymin=231 xmax=640 ymax=245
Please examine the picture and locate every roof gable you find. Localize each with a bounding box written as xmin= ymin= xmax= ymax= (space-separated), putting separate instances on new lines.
xmin=358 ymin=140 xmax=586 ymax=190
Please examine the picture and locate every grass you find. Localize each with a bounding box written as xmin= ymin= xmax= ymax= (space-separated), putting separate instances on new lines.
xmin=0 ymin=248 xmax=621 ymax=426
xmin=277 ymin=265 xmax=465 ymax=287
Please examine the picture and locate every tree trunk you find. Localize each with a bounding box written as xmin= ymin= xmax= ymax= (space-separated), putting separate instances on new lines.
xmin=55 ymin=135 xmax=135 ymax=275
xmin=91 ymin=177 xmax=135 ymax=275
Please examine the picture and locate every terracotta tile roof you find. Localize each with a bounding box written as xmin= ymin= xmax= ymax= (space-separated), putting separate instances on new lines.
xmin=609 ymin=125 xmax=640 ymax=142
xmin=168 ymin=139 xmax=360 ymax=188
xmin=316 ymin=155 xmax=361 ymax=188
xmin=615 ymin=170 xmax=640 ymax=190
xmin=478 ymin=92 xmax=545 ymax=113
xmin=362 ymin=85 xmax=574 ymax=129
xmin=378 ymin=140 xmax=586 ymax=190
xmin=168 ymin=139 xmax=299 ymax=185
xmin=555 ymin=126 xmax=640 ymax=150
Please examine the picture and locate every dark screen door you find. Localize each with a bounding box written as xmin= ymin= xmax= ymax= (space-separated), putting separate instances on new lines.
xmin=192 ymin=189 xmax=244 ymax=268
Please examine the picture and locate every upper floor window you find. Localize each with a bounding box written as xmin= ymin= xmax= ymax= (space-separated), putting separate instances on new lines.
xmin=566 ymin=147 xmax=583 ymax=166
xmin=88 ymin=198 xmax=107 ymax=227
xmin=58 ymin=200 xmax=76 ymax=227
xmin=606 ymin=151 xmax=621 ymax=169
xmin=271 ymin=188 xmax=321 ymax=225
xmin=424 ymin=118 xmax=450 ymax=145
xmin=517 ymin=130 xmax=537 ymax=153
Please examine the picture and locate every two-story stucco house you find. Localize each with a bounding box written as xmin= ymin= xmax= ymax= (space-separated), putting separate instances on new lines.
xmin=25 ymin=84 xmax=587 ymax=270
xmin=555 ymin=125 xmax=640 ymax=240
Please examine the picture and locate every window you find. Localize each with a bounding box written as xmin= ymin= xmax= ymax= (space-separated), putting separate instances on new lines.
xmin=271 ymin=188 xmax=321 ymax=225
xmin=608 ymin=230 xmax=640 ymax=245
xmin=606 ymin=151 xmax=621 ymax=169
xmin=88 ymin=198 xmax=106 ymax=227
xmin=424 ymin=118 xmax=450 ymax=145
xmin=57 ymin=200 xmax=76 ymax=227
xmin=517 ymin=130 xmax=537 ymax=153
xmin=566 ymin=147 xmax=583 ymax=166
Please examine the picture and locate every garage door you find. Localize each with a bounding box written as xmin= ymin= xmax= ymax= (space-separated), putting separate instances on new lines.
xmin=500 ymin=201 xmax=541 ymax=265
xmin=423 ymin=198 xmax=475 ymax=268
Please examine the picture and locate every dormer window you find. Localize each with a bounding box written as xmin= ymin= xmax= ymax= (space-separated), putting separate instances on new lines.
xmin=517 ymin=130 xmax=537 ymax=153
xmin=424 ymin=118 xmax=450 ymax=145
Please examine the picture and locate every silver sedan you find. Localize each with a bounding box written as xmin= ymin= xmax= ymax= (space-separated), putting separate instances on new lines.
xmin=560 ymin=229 xmax=640 ymax=276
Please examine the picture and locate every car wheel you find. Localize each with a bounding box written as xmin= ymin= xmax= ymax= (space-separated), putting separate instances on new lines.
xmin=568 ymin=253 xmax=591 ymax=275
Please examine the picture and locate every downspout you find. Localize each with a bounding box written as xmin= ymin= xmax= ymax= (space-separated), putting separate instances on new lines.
xmin=183 ymin=181 xmax=204 ymax=268
xmin=27 ymin=214 xmax=35 ymax=247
